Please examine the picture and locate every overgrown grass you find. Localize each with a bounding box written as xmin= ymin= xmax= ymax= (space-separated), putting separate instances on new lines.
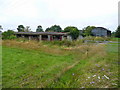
xmin=2 ymin=40 xmax=119 ymax=88
xmin=83 ymin=36 xmax=111 ymax=41
xmin=47 ymin=42 xmax=118 ymax=88
xmin=2 ymin=46 xmax=76 ymax=88
xmin=0 ymin=44 xmax=2 ymax=89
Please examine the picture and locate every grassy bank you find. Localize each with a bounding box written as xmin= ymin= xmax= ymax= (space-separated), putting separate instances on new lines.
xmin=2 ymin=40 xmax=119 ymax=88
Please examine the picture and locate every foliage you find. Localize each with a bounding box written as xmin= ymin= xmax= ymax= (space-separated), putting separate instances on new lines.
xmin=82 ymin=26 xmax=96 ymax=36
xmin=17 ymin=25 xmax=25 ymax=32
xmin=115 ymin=26 xmax=120 ymax=38
xmin=45 ymin=27 xmax=51 ymax=32
xmin=45 ymin=25 xmax=62 ymax=32
xmin=83 ymin=36 xmax=95 ymax=41
xmin=24 ymin=26 xmax=31 ymax=32
xmin=83 ymin=36 xmax=111 ymax=42
xmin=0 ymin=25 xmax=3 ymax=32
xmin=64 ymin=26 xmax=79 ymax=40
xmin=0 ymin=25 xmax=2 ymax=29
xmin=111 ymin=31 xmax=116 ymax=37
xmin=36 ymin=25 xmax=44 ymax=32
xmin=43 ymin=40 xmax=75 ymax=47
xmin=2 ymin=30 xmax=16 ymax=39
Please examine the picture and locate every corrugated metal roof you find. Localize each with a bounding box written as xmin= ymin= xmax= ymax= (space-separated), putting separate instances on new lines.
xmin=94 ymin=27 xmax=111 ymax=32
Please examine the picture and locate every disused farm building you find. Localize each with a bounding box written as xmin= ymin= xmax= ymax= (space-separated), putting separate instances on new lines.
xmin=91 ymin=27 xmax=111 ymax=37
xmin=14 ymin=27 xmax=111 ymax=41
xmin=15 ymin=32 xmax=72 ymax=41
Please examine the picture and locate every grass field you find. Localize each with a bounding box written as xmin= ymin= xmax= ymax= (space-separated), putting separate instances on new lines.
xmin=49 ymin=42 xmax=119 ymax=88
xmin=2 ymin=40 xmax=119 ymax=88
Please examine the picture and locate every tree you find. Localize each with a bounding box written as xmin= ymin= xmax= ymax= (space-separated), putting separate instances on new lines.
xmin=45 ymin=27 xmax=51 ymax=32
xmin=36 ymin=25 xmax=43 ymax=32
xmin=45 ymin=25 xmax=62 ymax=32
xmin=0 ymin=25 xmax=3 ymax=32
xmin=24 ymin=26 xmax=31 ymax=32
xmin=115 ymin=26 xmax=120 ymax=38
xmin=82 ymin=26 xmax=96 ymax=36
xmin=111 ymin=31 xmax=116 ymax=37
xmin=17 ymin=25 xmax=25 ymax=32
xmin=2 ymin=30 xmax=16 ymax=39
xmin=64 ymin=26 xmax=79 ymax=40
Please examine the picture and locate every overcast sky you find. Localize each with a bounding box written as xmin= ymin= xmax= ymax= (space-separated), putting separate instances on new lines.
xmin=0 ymin=0 xmax=119 ymax=32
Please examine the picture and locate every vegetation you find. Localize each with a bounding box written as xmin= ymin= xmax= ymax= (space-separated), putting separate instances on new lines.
xmin=1 ymin=24 xmax=119 ymax=88
xmin=115 ymin=26 xmax=120 ymax=38
xmin=0 ymin=25 xmax=3 ymax=32
xmin=82 ymin=26 xmax=96 ymax=36
xmin=111 ymin=31 xmax=116 ymax=37
xmin=45 ymin=25 xmax=62 ymax=32
xmin=49 ymin=42 xmax=118 ymax=88
xmin=111 ymin=25 xmax=120 ymax=38
xmin=24 ymin=26 xmax=31 ymax=32
xmin=2 ymin=30 xmax=16 ymax=40
xmin=42 ymin=40 xmax=76 ymax=47
xmin=2 ymin=39 xmax=118 ymax=88
xmin=64 ymin=26 xmax=79 ymax=40
xmin=36 ymin=25 xmax=44 ymax=32
xmin=17 ymin=25 xmax=25 ymax=32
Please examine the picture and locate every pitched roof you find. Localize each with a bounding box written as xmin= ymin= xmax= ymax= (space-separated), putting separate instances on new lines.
xmin=93 ymin=27 xmax=111 ymax=32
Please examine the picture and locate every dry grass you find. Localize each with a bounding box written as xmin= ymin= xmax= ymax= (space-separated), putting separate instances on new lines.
xmin=2 ymin=40 xmax=106 ymax=60
xmin=2 ymin=40 xmax=106 ymax=56
xmin=2 ymin=40 xmax=69 ymax=55
xmin=2 ymin=39 xmax=118 ymax=88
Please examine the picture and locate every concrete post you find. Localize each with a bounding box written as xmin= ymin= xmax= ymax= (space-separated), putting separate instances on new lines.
xmin=48 ymin=35 xmax=50 ymax=41
xmin=70 ymin=36 xmax=72 ymax=41
xmin=29 ymin=36 xmax=32 ymax=41
xmin=61 ymin=36 xmax=64 ymax=41
xmin=67 ymin=35 xmax=72 ymax=41
xmin=38 ymin=35 xmax=42 ymax=41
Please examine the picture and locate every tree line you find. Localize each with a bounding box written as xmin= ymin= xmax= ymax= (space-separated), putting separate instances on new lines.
xmin=16 ymin=25 xmax=80 ymax=40
xmin=0 ymin=25 xmax=120 ymax=40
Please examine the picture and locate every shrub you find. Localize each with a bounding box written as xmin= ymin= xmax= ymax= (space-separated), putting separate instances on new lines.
xmin=2 ymin=30 xmax=16 ymax=40
xmin=83 ymin=36 xmax=95 ymax=41
xmin=42 ymin=40 xmax=75 ymax=47
xmin=64 ymin=26 xmax=79 ymax=40
xmin=15 ymin=37 xmax=29 ymax=42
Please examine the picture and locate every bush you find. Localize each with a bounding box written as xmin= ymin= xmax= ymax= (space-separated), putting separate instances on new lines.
xmin=15 ymin=37 xmax=29 ymax=42
xmin=52 ymin=40 xmax=75 ymax=46
xmin=2 ymin=30 xmax=16 ymax=40
xmin=42 ymin=40 xmax=75 ymax=47
xmin=83 ymin=36 xmax=95 ymax=41
xmin=64 ymin=26 xmax=79 ymax=40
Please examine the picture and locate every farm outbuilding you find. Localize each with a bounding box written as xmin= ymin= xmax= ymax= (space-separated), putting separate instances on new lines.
xmin=91 ymin=27 xmax=111 ymax=37
xmin=14 ymin=32 xmax=72 ymax=41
